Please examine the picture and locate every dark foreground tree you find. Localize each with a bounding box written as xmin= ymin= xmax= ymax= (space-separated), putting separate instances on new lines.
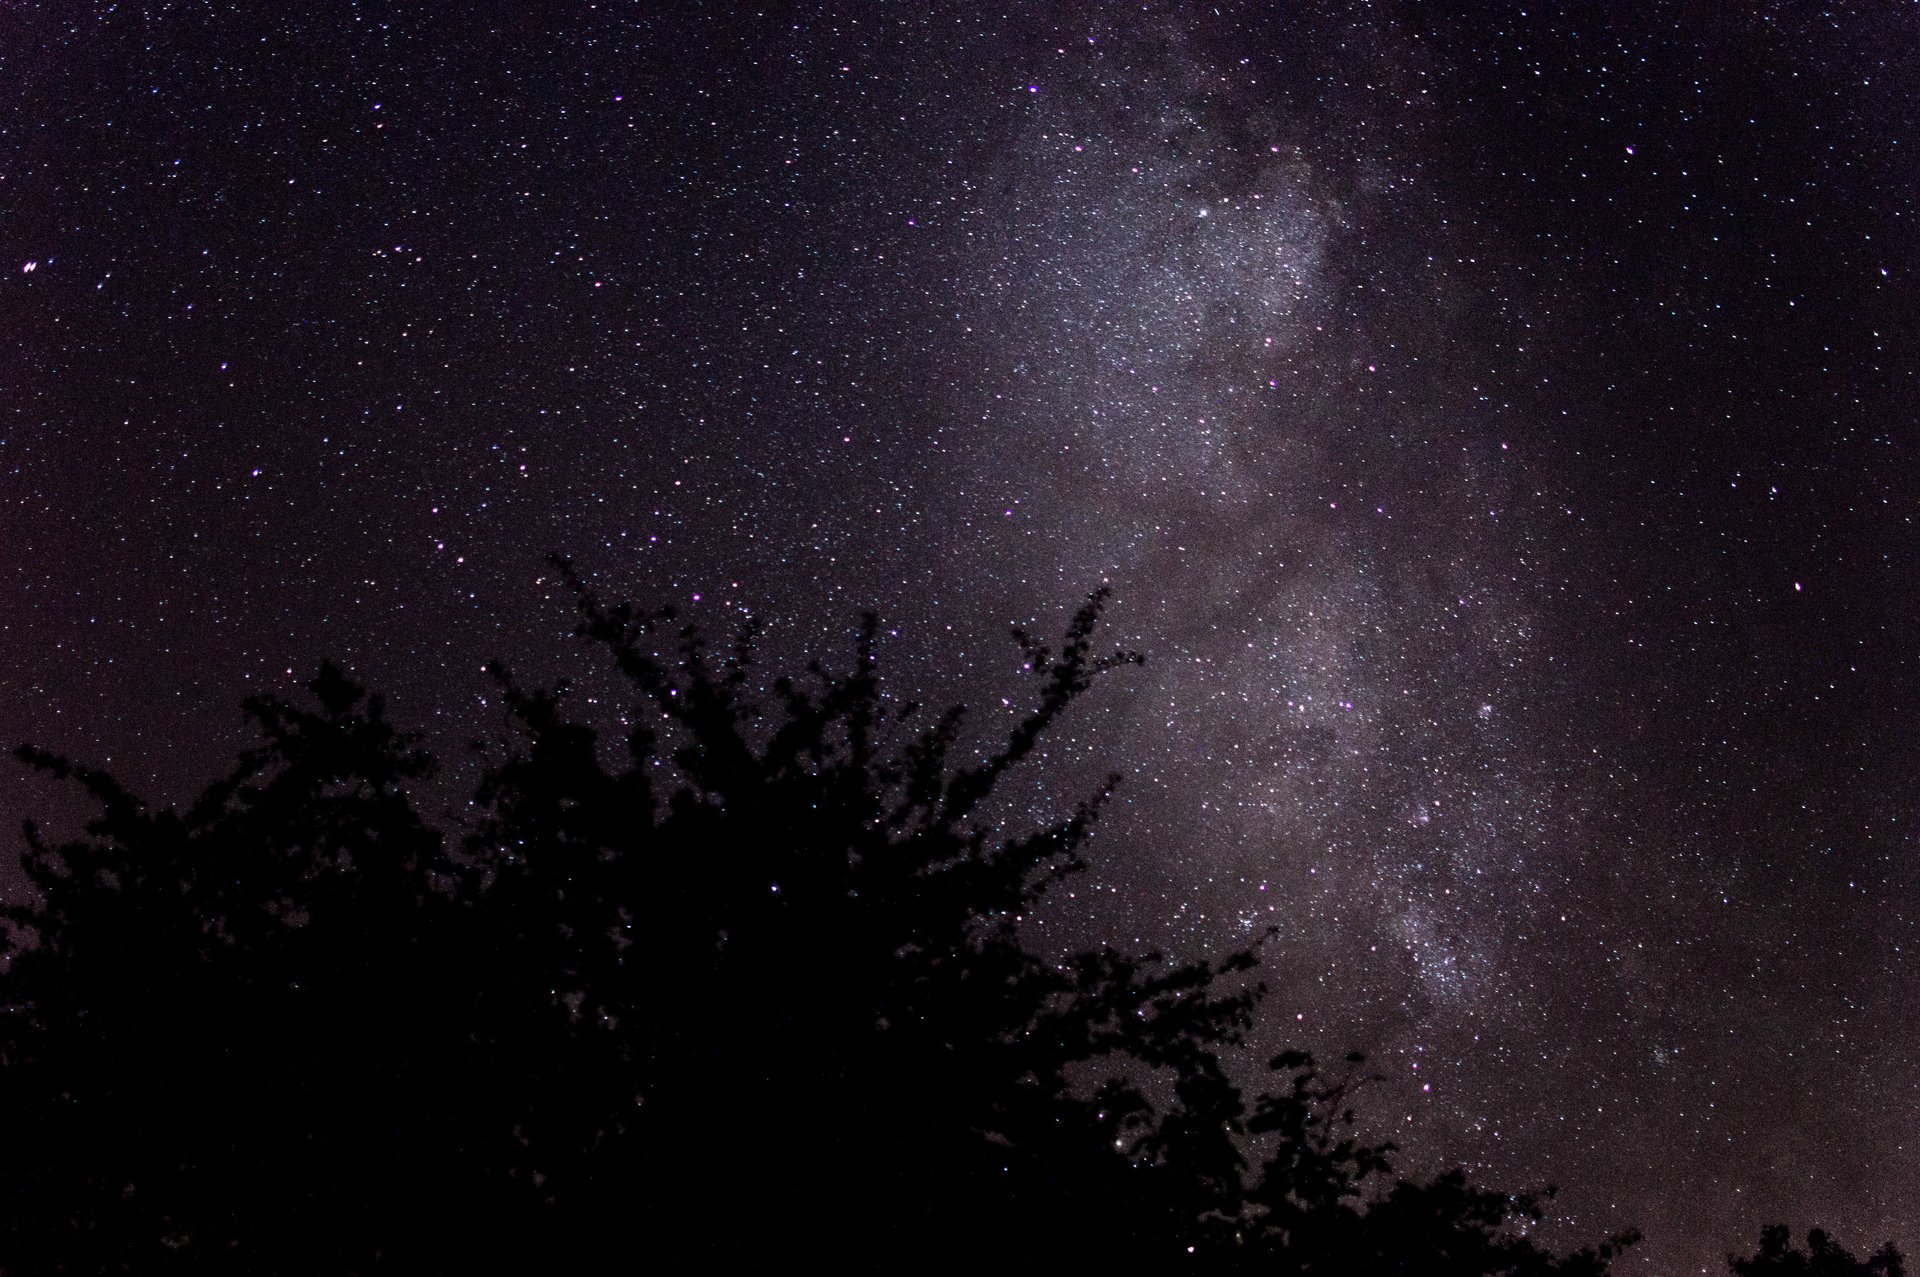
xmin=1730 ymin=1225 xmax=1904 ymax=1277
xmin=0 ymin=572 xmax=1633 ymax=1272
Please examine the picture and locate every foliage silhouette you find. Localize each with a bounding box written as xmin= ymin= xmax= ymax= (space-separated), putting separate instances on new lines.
xmin=0 ymin=571 xmax=1637 ymax=1272
xmin=1730 ymin=1226 xmax=1904 ymax=1277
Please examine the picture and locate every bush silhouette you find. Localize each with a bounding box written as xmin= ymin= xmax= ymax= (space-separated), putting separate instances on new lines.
xmin=0 ymin=571 xmax=1636 ymax=1272
xmin=1730 ymin=1225 xmax=1904 ymax=1277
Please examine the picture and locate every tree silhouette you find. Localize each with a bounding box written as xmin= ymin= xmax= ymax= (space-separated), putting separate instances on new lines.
xmin=0 ymin=667 xmax=508 ymax=1273
xmin=0 ymin=572 xmax=1637 ymax=1271
xmin=1730 ymin=1226 xmax=1904 ymax=1277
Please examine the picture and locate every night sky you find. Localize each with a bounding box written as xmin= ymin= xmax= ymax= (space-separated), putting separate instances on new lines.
xmin=4 ymin=3 xmax=1918 ymax=1271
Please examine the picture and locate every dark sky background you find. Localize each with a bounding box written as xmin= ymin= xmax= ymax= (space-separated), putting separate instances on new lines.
xmin=4 ymin=2 xmax=1918 ymax=1271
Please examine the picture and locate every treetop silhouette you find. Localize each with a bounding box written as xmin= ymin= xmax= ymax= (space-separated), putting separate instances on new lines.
xmin=1730 ymin=1225 xmax=1904 ymax=1277
xmin=0 ymin=568 xmax=1638 ymax=1271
